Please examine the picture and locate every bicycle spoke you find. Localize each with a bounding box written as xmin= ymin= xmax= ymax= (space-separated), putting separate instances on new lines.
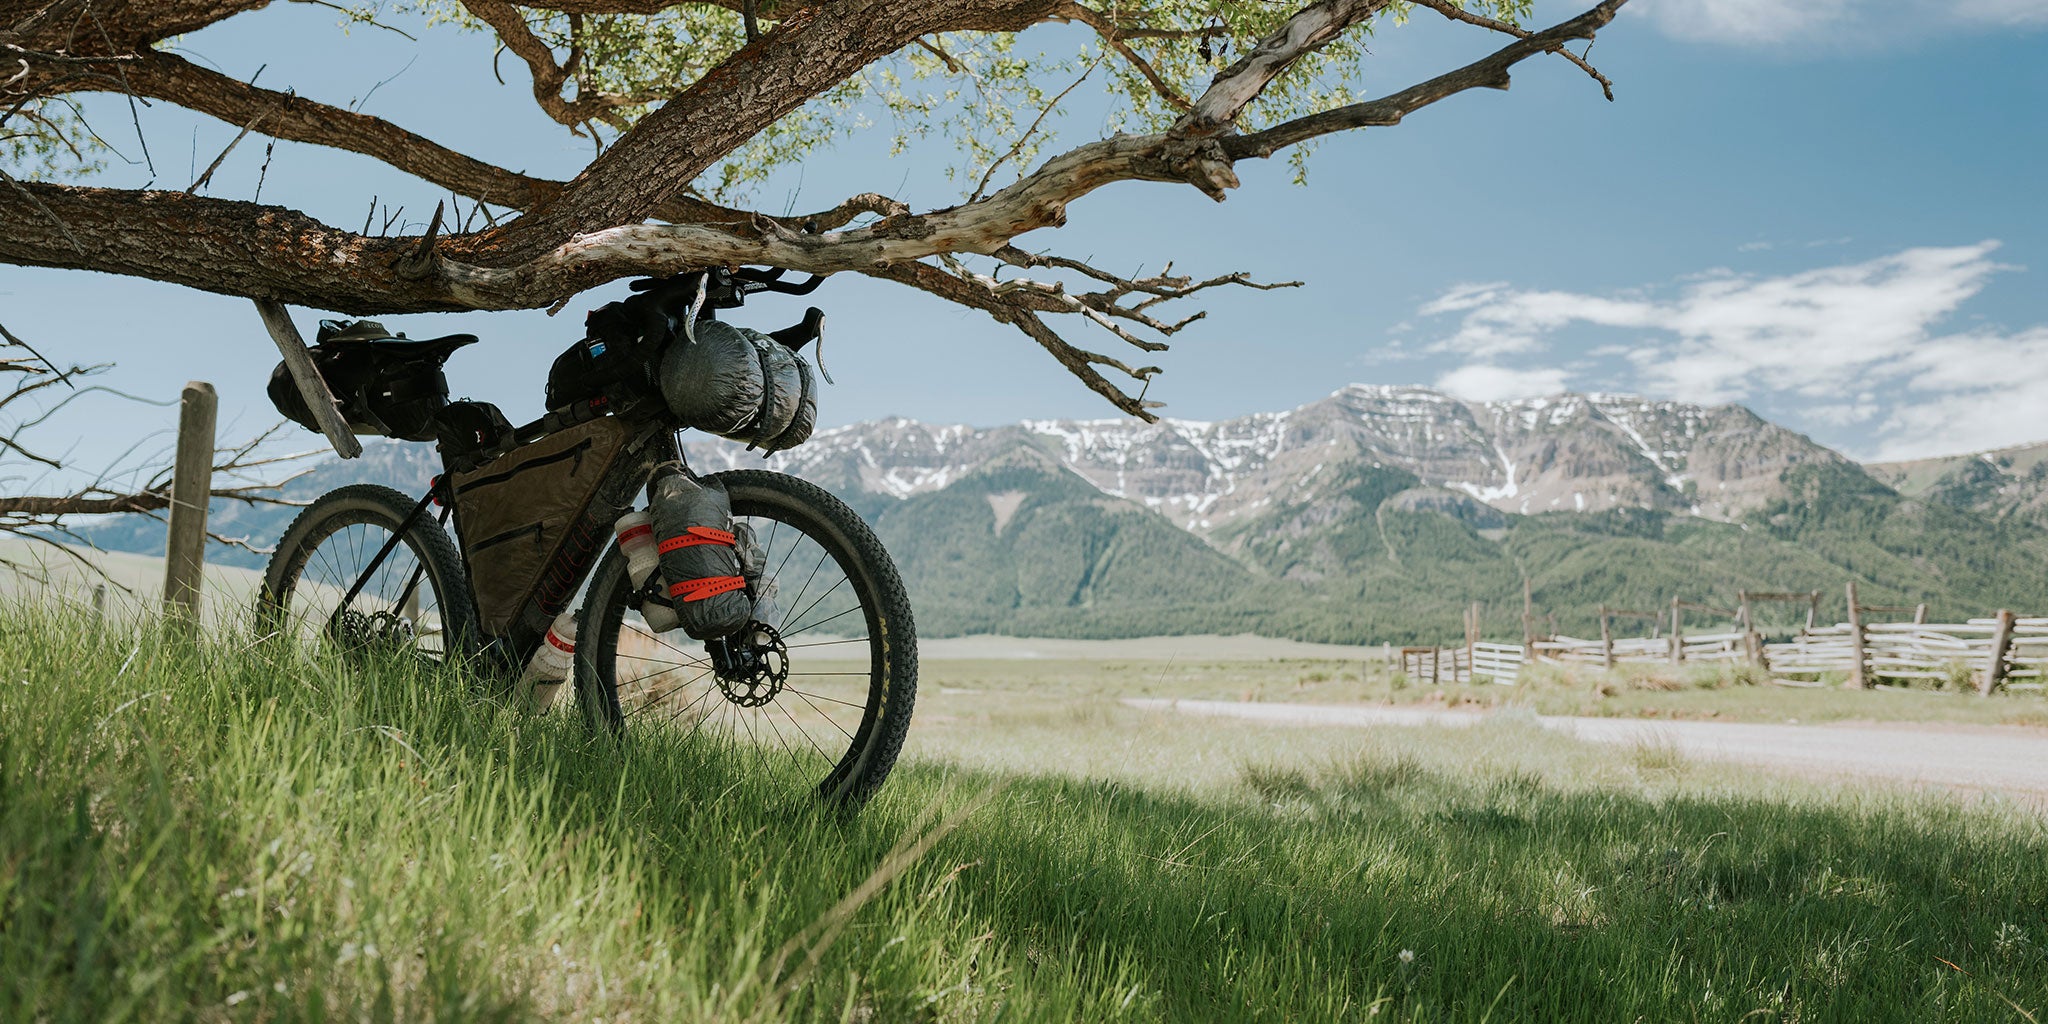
xmin=783 ymin=603 xmax=861 ymax=640
xmin=787 ymin=686 xmax=858 ymax=740
xmin=786 ymin=576 xmax=849 ymax=634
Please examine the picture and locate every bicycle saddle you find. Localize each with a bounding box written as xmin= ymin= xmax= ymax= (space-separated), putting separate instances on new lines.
xmin=315 ymin=319 xmax=479 ymax=358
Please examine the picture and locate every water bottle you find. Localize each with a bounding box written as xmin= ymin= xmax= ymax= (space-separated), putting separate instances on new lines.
xmin=613 ymin=511 xmax=680 ymax=633
xmin=516 ymin=610 xmax=577 ymax=711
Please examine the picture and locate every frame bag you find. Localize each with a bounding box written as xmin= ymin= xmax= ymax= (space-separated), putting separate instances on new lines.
xmin=451 ymin=417 xmax=633 ymax=635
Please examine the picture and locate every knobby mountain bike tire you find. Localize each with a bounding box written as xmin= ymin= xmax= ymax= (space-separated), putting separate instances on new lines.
xmin=574 ymin=469 xmax=918 ymax=808
xmin=258 ymin=483 xmax=478 ymax=664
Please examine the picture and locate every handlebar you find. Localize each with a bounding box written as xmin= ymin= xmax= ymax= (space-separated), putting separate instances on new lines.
xmin=629 ymin=266 xmax=824 ymax=308
xmin=731 ymin=266 xmax=825 ymax=296
xmin=620 ymin=267 xmax=827 ymax=352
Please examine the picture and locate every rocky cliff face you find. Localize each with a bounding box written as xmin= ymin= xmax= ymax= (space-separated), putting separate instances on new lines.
xmin=715 ymin=385 xmax=1856 ymax=533
xmin=1868 ymin=441 xmax=2048 ymax=526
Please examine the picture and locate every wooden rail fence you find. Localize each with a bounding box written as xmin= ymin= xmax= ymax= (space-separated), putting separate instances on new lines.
xmin=1393 ymin=580 xmax=2045 ymax=695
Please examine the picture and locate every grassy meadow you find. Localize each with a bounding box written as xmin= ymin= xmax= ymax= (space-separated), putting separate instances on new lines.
xmin=5 ymin=609 xmax=2048 ymax=1022
xmin=912 ymin=651 xmax=2048 ymax=729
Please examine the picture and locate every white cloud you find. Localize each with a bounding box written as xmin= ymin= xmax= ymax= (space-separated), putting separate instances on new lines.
xmin=1872 ymin=326 xmax=2048 ymax=459
xmin=1416 ymin=241 xmax=2048 ymax=459
xmin=1953 ymin=0 xmax=2048 ymax=26
xmin=1631 ymin=0 xmax=2048 ymax=45
xmin=1631 ymin=0 xmax=1853 ymax=46
xmin=1436 ymin=364 xmax=1572 ymax=403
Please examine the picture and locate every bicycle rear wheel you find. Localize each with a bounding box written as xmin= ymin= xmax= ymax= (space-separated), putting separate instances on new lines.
xmin=574 ymin=469 xmax=917 ymax=808
xmin=259 ymin=484 xmax=476 ymax=664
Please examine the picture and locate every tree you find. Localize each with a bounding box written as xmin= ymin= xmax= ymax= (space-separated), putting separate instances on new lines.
xmin=0 ymin=0 xmax=1626 ymax=419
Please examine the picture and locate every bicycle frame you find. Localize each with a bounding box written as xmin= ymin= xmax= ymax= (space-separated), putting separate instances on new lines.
xmin=325 ymin=265 xmax=825 ymax=676
xmin=342 ymin=413 xmax=686 ymax=677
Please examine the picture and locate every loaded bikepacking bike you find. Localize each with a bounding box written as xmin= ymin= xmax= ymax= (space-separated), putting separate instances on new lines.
xmin=255 ymin=268 xmax=916 ymax=808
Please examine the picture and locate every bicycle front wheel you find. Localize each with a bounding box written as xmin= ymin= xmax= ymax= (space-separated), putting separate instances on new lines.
xmin=574 ymin=469 xmax=917 ymax=808
xmin=259 ymin=484 xmax=477 ymax=664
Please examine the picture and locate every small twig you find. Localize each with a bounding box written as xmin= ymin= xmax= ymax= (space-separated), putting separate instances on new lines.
xmin=913 ymin=37 xmax=962 ymax=73
xmin=187 ymin=74 xmax=277 ymax=192
xmin=397 ymin=200 xmax=444 ymax=279
xmin=1408 ymin=0 xmax=1614 ymax=100
xmin=0 ymin=321 xmax=75 ymax=389
xmin=288 ymin=0 xmax=419 ymax=40
xmin=970 ymin=58 xmax=1100 ymax=202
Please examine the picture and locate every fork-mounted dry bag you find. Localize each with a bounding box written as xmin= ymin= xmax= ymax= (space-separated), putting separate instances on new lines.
xmin=647 ymin=464 xmax=753 ymax=640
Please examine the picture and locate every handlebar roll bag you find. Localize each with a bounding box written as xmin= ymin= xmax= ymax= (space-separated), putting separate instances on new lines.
xmin=449 ymin=416 xmax=633 ymax=635
xmin=657 ymin=320 xmax=818 ymax=453
xmin=647 ymin=464 xmax=753 ymax=640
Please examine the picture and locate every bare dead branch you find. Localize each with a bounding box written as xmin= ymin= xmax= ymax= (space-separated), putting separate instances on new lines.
xmin=969 ymin=57 xmax=1100 ymax=202
xmin=1407 ymin=0 xmax=1614 ymax=100
xmin=1221 ymin=1 xmax=1627 ymax=160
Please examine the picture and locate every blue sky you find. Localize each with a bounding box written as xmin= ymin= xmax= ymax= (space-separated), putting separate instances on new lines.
xmin=2 ymin=0 xmax=2045 ymax=491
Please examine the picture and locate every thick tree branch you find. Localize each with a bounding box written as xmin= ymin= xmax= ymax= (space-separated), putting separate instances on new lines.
xmin=0 ymin=0 xmax=1624 ymax=314
xmin=1220 ymin=0 xmax=1625 ymax=160
xmin=1178 ymin=0 xmax=1390 ymax=137
xmin=1 ymin=0 xmax=1634 ymax=422
xmin=481 ymin=0 xmax=1073 ymax=260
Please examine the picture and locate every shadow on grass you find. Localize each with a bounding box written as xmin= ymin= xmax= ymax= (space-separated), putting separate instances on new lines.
xmin=6 ymin=610 xmax=2048 ymax=1023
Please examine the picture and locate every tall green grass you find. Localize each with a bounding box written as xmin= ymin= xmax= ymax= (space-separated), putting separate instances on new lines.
xmin=5 ymin=608 xmax=2047 ymax=1021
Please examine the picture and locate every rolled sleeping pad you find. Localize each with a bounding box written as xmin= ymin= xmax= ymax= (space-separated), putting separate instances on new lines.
xmin=647 ymin=465 xmax=753 ymax=640
xmin=748 ymin=337 xmax=804 ymax=448
xmin=765 ymin=352 xmax=817 ymax=452
xmin=658 ymin=320 xmax=819 ymax=453
xmin=659 ymin=320 xmax=763 ymax=439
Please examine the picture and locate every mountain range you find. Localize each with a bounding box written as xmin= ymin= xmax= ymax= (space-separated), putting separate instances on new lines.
xmin=68 ymin=385 xmax=2048 ymax=644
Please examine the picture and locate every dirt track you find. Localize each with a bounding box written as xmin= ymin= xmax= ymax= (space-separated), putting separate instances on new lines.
xmin=1124 ymin=698 xmax=2048 ymax=797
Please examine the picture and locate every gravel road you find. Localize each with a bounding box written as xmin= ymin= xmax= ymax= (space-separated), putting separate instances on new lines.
xmin=1123 ymin=698 xmax=2048 ymax=796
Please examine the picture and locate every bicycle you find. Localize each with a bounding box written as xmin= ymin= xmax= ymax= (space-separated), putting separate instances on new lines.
xmin=255 ymin=268 xmax=917 ymax=808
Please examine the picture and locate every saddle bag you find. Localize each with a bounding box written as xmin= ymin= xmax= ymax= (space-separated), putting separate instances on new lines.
xmin=266 ymin=319 xmax=475 ymax=442
xmin=647 ymin=464 xmax=753 ymax=640
xmin=451 ymin=417 xmax=633 ymax=635
xmin=658 ymin=320 xmax=818 ymax=453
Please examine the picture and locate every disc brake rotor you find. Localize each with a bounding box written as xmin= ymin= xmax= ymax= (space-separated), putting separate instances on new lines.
xmin=714 ymin=622 xmax=790 ymax=708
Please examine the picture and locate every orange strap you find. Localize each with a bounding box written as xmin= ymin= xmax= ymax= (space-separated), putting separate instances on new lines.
xmin=617 ymin=522 xmax=654 ymax=544
xmin=657 ymin=526 xmax=736 ymax=554
xmin=670 ymin=576 xmax=746 ymax=602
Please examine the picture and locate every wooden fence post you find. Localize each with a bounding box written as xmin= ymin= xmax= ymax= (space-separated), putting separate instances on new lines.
xmin=1845 ymin=581 xmax=1867 ymax=690
xmin=1806 ymin=590 xmax=1821 ymax=631
xmin=1600 ymin=606 xmax=1615 ymax=670
xmin=1670 ymin=596 xmax=1684 ymax=665
xmin=1982 ymin=609 xmax=2016 ymax=696
xmin=1521 ymin=576 xmax=1535 ymax=650
xmin=163 ymin=381 xmax=217 ymax=626
xmin=1737 ymin=590 xmax=1762 ymax=667
xmin=1466 ymin=602 xmax=1478 ymax=684
xmin=1914 ymin=603 xmax=1927 ymax=625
